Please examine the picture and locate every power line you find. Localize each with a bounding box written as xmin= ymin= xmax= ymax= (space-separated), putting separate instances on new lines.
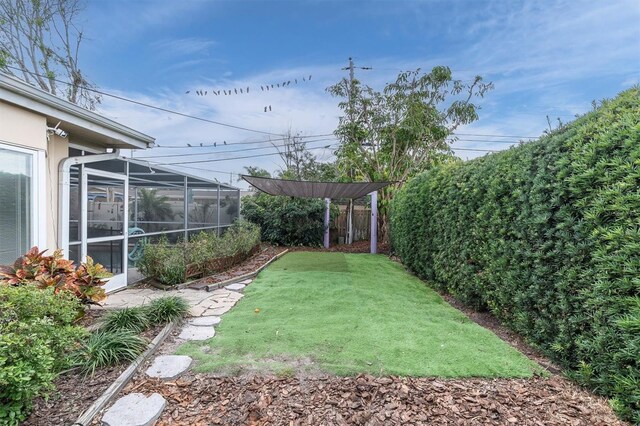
xmin=3 ymin=65 xmax=280 ymax=136
xmin=453 ymin=132 xmax=537 ymax=139
xmin=135 ymin=137 xmax=338 ymax=159
xmin=146 ymin=133 xmax=336 ymax=149
xmin=146 ymin=134 xmax=524 ymax=151
xmin=453 ymin=147 xmax=500 ymax=153
xmin=148 ymin=143 xmax=340 ymax=166
xmin=449 ymin=139 xmax=521 ymax=144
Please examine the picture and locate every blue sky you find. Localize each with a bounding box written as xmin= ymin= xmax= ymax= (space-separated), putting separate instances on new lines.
xmin=77 ymin=0 xmax=640 ymax=187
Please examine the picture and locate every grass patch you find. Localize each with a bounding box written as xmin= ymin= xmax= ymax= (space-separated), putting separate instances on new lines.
xmin=101 ymin=307 xmax=150 ymax=333
xmin=178 ymin=252 xmax=542 ymax=377
xmin=73 ymin=330 xmax=147 ymax=376
xmin=146 ymin=296 xmax=190 ymax=325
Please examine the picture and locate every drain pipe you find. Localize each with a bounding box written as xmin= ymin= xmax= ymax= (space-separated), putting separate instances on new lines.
xmin=58 ymin=150 xmax=121 ymax=254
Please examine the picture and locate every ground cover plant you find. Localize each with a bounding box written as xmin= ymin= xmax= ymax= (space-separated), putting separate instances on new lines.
xmin=0 ymin=285 xmax=85 ymax=425
xmin=138 ymin=220 xmax=260 ymax=285
xmin=178 ymin=252 xmax=540 ymax=378
xmin=391 ymin=88 xmax=640 ymax=422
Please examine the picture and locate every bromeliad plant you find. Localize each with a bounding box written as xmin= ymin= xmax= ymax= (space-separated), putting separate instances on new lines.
xmin=0 ymin=247 xmax=111 ymax=304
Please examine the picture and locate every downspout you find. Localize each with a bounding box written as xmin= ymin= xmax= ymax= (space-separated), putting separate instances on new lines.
xmin=58 ymin=150 xmax=121 ymax=254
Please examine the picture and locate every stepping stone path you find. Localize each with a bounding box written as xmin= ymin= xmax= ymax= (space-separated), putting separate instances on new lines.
xmin=178 ymin=324 xmax=215 ymax=341
xmin=224 ymin=283 xmax=246 ymax=291
xmin=145 ymin=355 xmax=193 ymax=380
xmin=240 ymin=278 xmax=253 ymax=284
xmin=100 ymin=282 xmax=253 ymax=425
xmin=102 ymin=393 xmax=166 ymax=426
xmin=188 ymin=315 xmax=221 ymax=326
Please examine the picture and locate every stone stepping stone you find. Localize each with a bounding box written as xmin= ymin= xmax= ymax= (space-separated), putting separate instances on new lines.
xmin=145 ymin=355 xmax=193 ymax=380
xmin=102 ymin=393 xmax=166 ymax=426
xmin=188 ymin=316 xmax=221 ymax=326
xmin=178 ymin=325 xmax=215 ymax=341
xmin=239 ymin=279 xmax=253 ymax=284
xmin=225 ymin=283 xmax=246 ymax=291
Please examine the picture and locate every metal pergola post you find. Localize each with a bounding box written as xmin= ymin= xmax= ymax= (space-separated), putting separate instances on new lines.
xmin=370 ymin=191 xmax=377 ymax=254
xmin=324 ymin=198 xmax=331 ymax=249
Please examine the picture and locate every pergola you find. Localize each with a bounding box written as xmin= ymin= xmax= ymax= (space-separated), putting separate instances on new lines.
xmin=242 ymin=176 xmax=391 ymax=253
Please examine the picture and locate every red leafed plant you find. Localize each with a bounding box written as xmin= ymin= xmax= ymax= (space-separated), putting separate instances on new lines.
xmin=0 ymin=247 xmax=110 ymax=304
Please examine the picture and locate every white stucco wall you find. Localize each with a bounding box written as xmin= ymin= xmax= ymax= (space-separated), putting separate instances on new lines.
xmin=0 ymin=100 xmax=68 ymax=253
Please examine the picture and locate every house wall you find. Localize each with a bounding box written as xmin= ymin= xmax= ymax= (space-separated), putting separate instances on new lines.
xmin=0 ymin=101 xmax=68 ymax=253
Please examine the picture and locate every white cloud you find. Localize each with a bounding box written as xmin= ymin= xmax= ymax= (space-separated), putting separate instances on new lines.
xmin=151 ymin=37 xmax=216 ymax=58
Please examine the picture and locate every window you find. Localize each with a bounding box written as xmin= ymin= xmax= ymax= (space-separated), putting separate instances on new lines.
xmin=0 ymin=144 xmax=43 ymax=265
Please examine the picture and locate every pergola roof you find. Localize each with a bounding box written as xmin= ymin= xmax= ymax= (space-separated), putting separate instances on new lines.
xmin=242 ymin=175 xmax=391 ymax=199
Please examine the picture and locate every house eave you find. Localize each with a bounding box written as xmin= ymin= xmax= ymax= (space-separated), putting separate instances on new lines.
xmin=0 ymin=73 xmax=155 ymax=150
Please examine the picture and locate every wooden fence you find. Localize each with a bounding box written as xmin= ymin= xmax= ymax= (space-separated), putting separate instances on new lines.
xmin=330 ymin=208 xmax=371 ymax=244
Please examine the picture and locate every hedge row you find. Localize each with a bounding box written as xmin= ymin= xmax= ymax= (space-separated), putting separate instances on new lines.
xmin=241 ymin=193 xmax=330 ymax=246
xmin=391 ymin=88 xmax=639 ymax=422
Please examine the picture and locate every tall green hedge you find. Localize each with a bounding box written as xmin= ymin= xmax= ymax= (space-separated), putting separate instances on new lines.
xmin=241 ymin=193 xmax=330 ymax=246
xmin=391 ymin=88 xmax=640 ymax=422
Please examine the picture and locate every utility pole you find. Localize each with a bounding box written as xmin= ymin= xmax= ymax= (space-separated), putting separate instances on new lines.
xmin=340 ymin=57 xmax=371 ymax=245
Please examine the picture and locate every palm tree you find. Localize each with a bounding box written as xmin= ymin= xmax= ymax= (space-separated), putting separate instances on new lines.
xmin=134 ymin=189 xmax=175 ymax=232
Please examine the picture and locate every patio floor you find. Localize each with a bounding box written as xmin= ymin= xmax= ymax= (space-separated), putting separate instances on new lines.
xmin=100 ymin=285 xmax=248 ymax=317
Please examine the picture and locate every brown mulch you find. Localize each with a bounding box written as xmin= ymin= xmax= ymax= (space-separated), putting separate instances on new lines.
xmin=288 ymin=240 xmax=390 ymax=254
xmin=119 ymin=373 xmax=624 ymax=426
xmin=192 ymin=245 xmax=287 ymax=287
xmin=24 ymin=364 xmax=129 ymax=426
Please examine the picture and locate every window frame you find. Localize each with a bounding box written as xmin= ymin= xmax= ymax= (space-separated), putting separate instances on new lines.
xmin=0 ymin=142 xmax=46 ymax=257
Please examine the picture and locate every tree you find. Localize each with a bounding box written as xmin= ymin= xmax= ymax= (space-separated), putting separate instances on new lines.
xmin=272 ymin=129 xmax=337 ymax=181
xmin=134 ymin=189 xmax=174 ymax=232
xmin=239 ymin=166 xmax=271 ymax=180
xmin=327 ymin=66 xmax=492 ymax=242
xmin=0 ymin=0 xmax=100 ymax=109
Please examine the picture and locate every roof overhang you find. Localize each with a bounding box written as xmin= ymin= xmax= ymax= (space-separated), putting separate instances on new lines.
xmin=242 ymin=175 xmax=391 ymax=199
xmin=0 ymin=73 xmax=155 ymax=150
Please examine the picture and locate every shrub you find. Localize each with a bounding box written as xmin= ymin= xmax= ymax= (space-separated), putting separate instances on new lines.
xmin=0 ymin=285 xmax=85 ymax=425
xmin=101 ymin=307 xmax=150 ymax=333
xmin=0 ymin=247 xmax=110 ymax=304
xmin=145 ymin=296 xmax=190 ymax=325
xmin=390 ymin=88 xmax=640 ymax=422
xmin=241 ymin=193 xmax=329 ymax=246
xmin=138 ymin=221 xmax=260 ymax=285
xmin=72 ymin=330 xmax=147 ymax=376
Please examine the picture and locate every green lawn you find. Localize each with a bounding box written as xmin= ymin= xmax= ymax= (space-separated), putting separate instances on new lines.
xmin=177 ymin=252 xmax=541 ymax=377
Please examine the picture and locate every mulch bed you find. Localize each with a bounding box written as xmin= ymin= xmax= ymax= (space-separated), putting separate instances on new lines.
xmin=191 ymin=245 xmax=287 ymax=288
xmin=23 ymin=321 xmax=164 ymax=426
xmin=120 ymin=373 xmax=624 ymax=425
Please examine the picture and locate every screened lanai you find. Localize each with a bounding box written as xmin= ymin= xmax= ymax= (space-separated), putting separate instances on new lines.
xmin=61 ymin=149 xmax=240 ymax=292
